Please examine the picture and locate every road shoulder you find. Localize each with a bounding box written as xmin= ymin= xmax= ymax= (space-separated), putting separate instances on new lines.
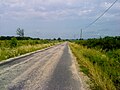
xmin=68 ymin=46 xmax=91 ymax=90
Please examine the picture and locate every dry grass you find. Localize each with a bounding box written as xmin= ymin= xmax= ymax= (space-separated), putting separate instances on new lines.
xmin=0 ymin=43 xmax=55 ymax=61
xmin=69 ymin=43 xmax=116 ymax=90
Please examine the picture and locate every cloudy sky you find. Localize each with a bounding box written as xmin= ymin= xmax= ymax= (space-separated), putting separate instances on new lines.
xmin=0 ymin=0 xmax=120 ymax=39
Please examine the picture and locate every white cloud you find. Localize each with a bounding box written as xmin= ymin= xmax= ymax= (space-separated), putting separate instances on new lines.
xmin=0 ymin=0 xmax=119 ymax=20
xmin=78 ymin=9 xmax=92 ymax=16
xmin=100 ymin=1 xmax=120 ymax=10
xmin=1 ymin=0 xmax=24 ymax=6
xmin=0 ymin=0 xmax=120 ymax=38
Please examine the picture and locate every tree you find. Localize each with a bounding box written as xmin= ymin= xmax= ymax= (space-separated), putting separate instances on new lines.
xmin=16 ymin=28 xmax=24 ymax=37
xmin=53 ymin=38 xmax=56 ymax=40
xmin=57 ymin=37 xmax=61 ymax=41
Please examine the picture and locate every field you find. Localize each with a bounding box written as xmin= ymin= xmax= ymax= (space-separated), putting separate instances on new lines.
xmin=70 ymin=36 xmax=120 ymax=90
xmin=0 ymin=37 xmax=60 ymax=61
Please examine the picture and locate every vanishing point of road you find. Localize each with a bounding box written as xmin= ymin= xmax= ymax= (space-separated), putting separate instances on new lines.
xmin=0 ymin=42 xmax=84 ymax=90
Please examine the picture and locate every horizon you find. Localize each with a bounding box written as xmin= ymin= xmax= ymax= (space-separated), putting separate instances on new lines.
xmin=0 ymin=35 xmax=120 ymax=40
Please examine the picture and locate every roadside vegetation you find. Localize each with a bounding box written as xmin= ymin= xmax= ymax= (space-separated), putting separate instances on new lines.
xmin=70 ymin=36 xmax=120 ymax=90
xmin=0 ymin=36 xmax=62 ymax=61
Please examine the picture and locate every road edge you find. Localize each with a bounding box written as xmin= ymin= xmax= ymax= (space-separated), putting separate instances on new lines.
xmin=0 ymin=43 xmax=61 ymax=66
xmin=68 ymin=45 xmax=91 ymax=90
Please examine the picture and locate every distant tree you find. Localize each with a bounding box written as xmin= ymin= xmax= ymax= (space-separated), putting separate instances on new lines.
xmin=16 ymin=28 xmax=24 ymax=37
xmin=53 ymin=38 xmax=56 ymax=40
xmin=57 ymin=37 xmax=61 ymax=41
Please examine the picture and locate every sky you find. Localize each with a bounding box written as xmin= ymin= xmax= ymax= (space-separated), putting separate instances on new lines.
xmin=0 ymin=0 xmax=120 ymax=39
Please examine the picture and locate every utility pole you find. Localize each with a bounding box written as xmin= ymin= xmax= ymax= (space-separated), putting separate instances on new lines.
xmin=0 ymin=15 xmax=2 ymax=31
xmin=74 ymin=34 xmax=76 ymax=40
xmin=80 ymin=29 xmax=82 ymax=40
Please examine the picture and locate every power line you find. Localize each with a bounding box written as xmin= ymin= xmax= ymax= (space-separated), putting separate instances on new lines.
xmin=84 ymin=0 xmax=118 ymax=29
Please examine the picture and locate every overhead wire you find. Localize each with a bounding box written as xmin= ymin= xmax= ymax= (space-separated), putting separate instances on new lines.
xmin=84 ymin=0 xmax=118 ymax=29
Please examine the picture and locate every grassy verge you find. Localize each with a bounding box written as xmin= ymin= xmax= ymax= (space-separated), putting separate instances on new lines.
xmin=69 ymin=42 xmax=118 ymax=90
xmin=0 ymin=41 xmax=60 ymax=61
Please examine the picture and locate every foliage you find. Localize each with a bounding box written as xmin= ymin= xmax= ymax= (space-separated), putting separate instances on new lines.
xmin=0 ymin=36 xmax=32 ymax=40
xmin=57 ymin=37 xmax=61 ymax=41
xmin=0 ymin=39 xmax=61 ymax=61
xmin=16 ymin=28 xmax=24 ymax=37
xmin=73 ymin=36 xmax=120 ymax=51
xmin=71 ymin=36 xmax=120 ymax=89
xmin=10 ymin=37 xmax=18 ymax=48
xmin=70 ymin=43 xmax=119 ymax=90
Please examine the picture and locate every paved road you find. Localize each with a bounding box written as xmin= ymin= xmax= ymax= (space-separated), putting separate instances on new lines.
xmin=0 ymin=42 xmax=83 ymax=90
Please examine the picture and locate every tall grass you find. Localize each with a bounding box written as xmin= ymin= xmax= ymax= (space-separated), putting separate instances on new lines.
xmin=70 ymin=43 xmax=118 ymax=90
xmin=0 ymin=39 xmax=60 ymax=61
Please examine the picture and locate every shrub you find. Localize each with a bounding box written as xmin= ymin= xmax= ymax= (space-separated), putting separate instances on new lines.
xmin=10 ymin=37 xmax=18 ymax=48
xmin=70 ymin=43 xmax=117 ymax=90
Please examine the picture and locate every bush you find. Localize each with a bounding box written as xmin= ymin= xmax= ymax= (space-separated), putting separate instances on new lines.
xmin=10 ymin=37 xmax=18 ymax=48
xmin=73 ymin=36 xmax=120 ymax=51
xmin=70 ymin=43 xmax=119 ymax=90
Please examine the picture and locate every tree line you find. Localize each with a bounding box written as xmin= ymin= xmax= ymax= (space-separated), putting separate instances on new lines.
xmin=74 ymin=36 xmax=120 ymax=51
xmin=0 ymin=28 xmax=62 ymax=41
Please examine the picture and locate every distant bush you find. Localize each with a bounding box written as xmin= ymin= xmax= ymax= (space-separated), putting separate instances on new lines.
xmin=10 ymin=37 xmax=18 ymax=48
xmin=0 ymin=36 xmax=34 ymax=40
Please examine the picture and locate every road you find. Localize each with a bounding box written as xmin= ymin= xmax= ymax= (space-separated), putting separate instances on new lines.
xmin=0 ymin=42 xmax=83 ymax=90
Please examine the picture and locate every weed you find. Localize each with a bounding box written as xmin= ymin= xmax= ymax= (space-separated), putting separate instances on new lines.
xmin=0 ymin=40 xmax=60 ymax=61
xmin=70 ymin=43 xmax=117 ymax=90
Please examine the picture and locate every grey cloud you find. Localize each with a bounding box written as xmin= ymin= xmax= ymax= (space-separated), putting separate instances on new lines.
xmin=0 ymin=0 xmax=120 ymax=38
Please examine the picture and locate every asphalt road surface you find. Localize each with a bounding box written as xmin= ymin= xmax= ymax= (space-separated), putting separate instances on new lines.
xmin=0 ymin=42 xmax=83 ymax=90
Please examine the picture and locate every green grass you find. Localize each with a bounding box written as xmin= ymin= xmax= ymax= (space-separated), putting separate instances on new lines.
xmin=70 ymin=43 xmax=119 ymax=90
xmin=0 ymin=39 xmax=60 ymax=61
